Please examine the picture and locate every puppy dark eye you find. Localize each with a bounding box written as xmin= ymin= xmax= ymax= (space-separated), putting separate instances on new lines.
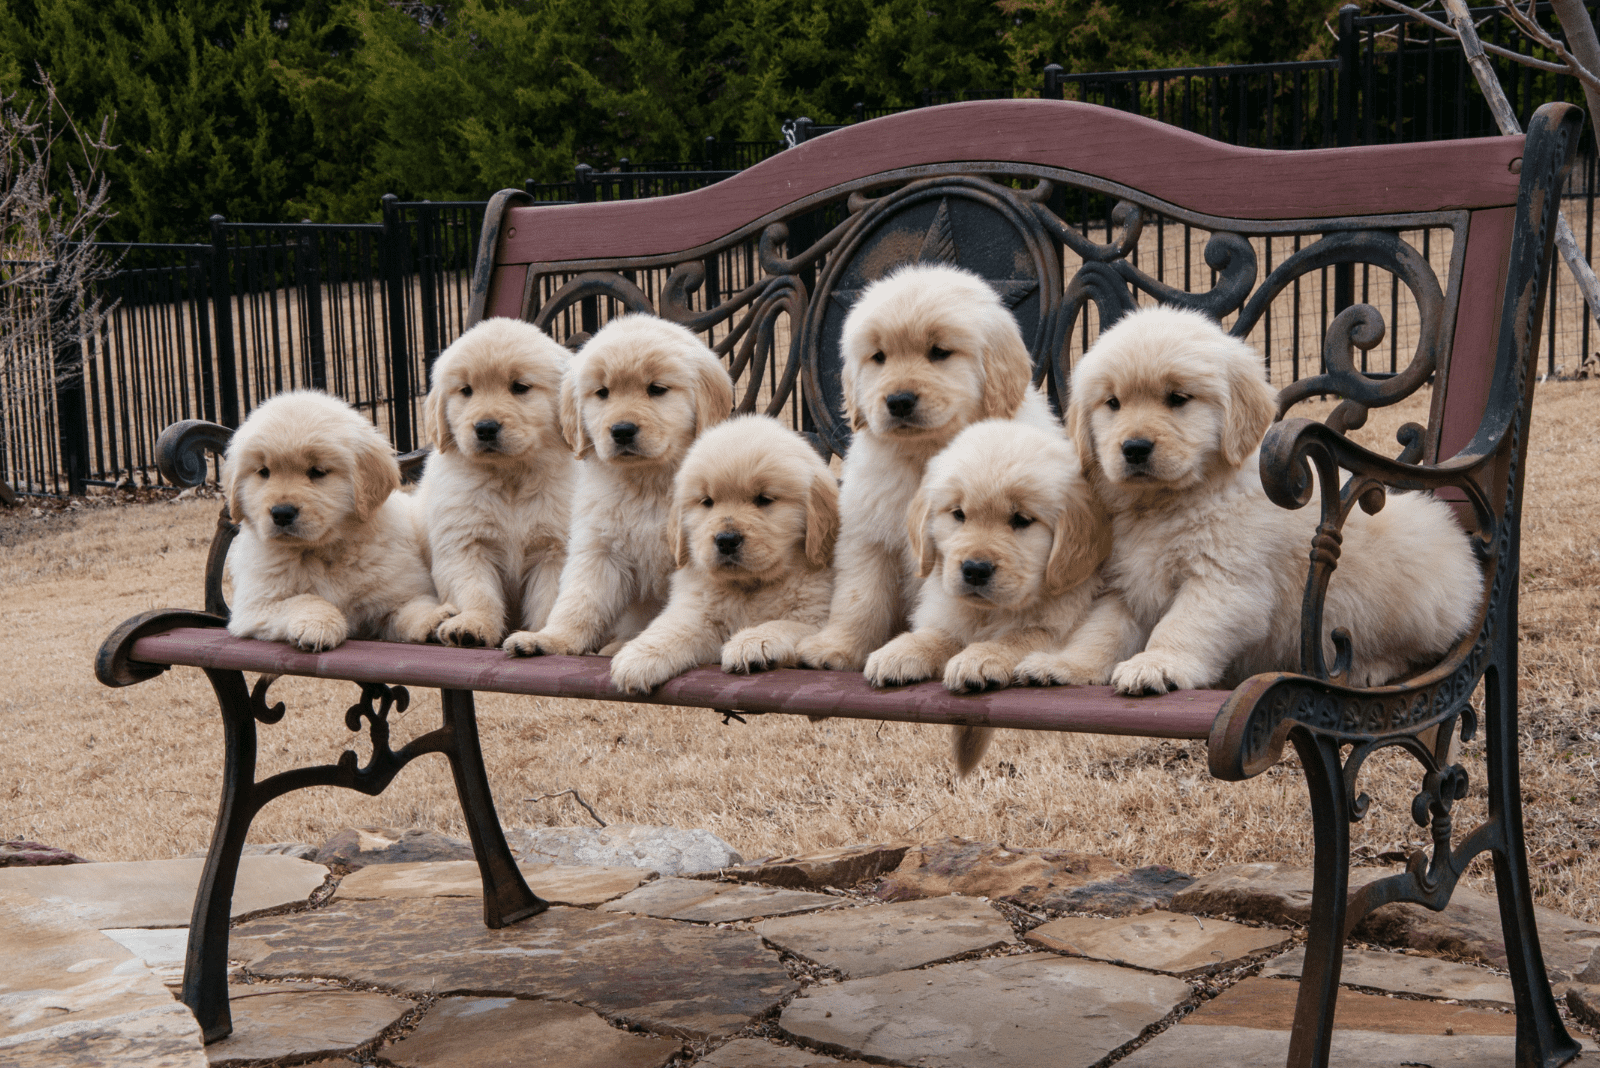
xmin=1166 ymin=392 xmax=1190 ymax=408
xmin=647 ymin=383 xmax=668 ymax=397
xmin=308 ymin=467 xmax=327 ymax=480
xmin=258 ymin=467 xmax=270 ymax=479
xmin=1107 ymin=396 xmax=1121 ymax=411
xmin=596 ymin=387 xmax=609 ymax=399
xmin=460 ymin=385 xmax=473 ymax=398
xmin=928 ymin=345 xmax=952 ymax=362
xmin=870 ymin=351 xmax=886 ymax=365
xmin=1010 ymin=513 xmax=1034 ymax=530
xmin=754 ymin=494 xmax=773 ymax=507
xmin=951 ymin=508 xmax=965 ymax=522
xmin=702 ymin=497 xmax=714 ymax=508
xmin=511 ymin=382 xmax=531 ymax=395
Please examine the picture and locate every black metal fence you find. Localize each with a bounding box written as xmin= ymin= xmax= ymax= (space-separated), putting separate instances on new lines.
xmin=6 ymin=1 xmax=1599 ymax=495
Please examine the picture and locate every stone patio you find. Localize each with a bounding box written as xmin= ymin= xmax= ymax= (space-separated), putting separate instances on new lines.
xmin=2 ymin=832 xmax=1597 ymax=1066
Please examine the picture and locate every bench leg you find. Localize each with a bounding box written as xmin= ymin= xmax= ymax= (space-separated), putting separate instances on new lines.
xmin=1285 ymin=730 xmax=1349 ymax=1068
xmin=440 ymin=688 xmax=548 ymax=928
xmin=182 ymin=668 xmax=257 ymax=1044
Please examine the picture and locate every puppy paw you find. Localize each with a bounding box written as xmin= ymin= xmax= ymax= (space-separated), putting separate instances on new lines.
xmin=944 ymin=646 xmax=1015 ymax=694
xmin=286 ymin=605 xmax=347 ymax=652
xmin=722 ymin=628 xmax=794 ymax=674
xmin=608 ymin=646 xmax=670 ymax=695
xmin=503 ymin=627 xmax=585 ymax=657
xmin=796 ymin=630 xmax=867 ymax=672
xmin=437 ymin=611 xmax=504 ymax=649
xmin=1110 ymin=652 xmax=1211 ymax=696
xmin=398 ymin=602 xmax=458 ymax=644
xmin=864 ymin=636 xmax=939 ymax=688
xmin=1014 ymin=651 xmax=1110 ymax=687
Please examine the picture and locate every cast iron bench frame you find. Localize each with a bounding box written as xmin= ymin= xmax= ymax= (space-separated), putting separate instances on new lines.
xmin=98 ymin=98 xmax=1584 ymax=1068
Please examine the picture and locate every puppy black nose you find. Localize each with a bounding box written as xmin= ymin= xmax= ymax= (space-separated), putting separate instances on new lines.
xmin=610 ymin=422 xmax=638 ymax=444
xmin=269 ymin=504 xmax=299 ymax=528
xmin=885 ymin=391 xmax=918 ymax=418
xmin=474 ymin=420 xmax=500 ymax=442
xmin=715 ymin=531 xmax=744 ymax=556
xmin=961 ymin=559 xmax=995 ymax=587
xmin=1122 ymin=438 xmax=1154 ymax=465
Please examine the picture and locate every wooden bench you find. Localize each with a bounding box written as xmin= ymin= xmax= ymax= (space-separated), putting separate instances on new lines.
xmin=97 ymin=98 xmax=1584 ymax=1068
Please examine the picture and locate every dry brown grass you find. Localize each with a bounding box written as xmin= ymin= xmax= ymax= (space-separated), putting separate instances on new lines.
xmin=2 ymin=381 xmax=1598 ymax=924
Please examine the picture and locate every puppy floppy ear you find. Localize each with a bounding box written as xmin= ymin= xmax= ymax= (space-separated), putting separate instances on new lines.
xmin=222 ymin=450 xmax=247 ymax=524
xmin=906 ymin=489 xmax=940 ymax=579
xmin=351 ymin=427 xmax=402 ymax=522
xmin=1044 ymin=487 xmax=1113 ymax=596
xmin=1065 ymin=385 xmax=1097 ymax=477
xmin=841 ymin=361 xmax=867 ymax=433
xmin=691 ymin=351 xmax=735 ymax=436
xmin=1222 ymin=348 xmax=1278 ymax=468
xmin=423 ymin=377 xmax=455 ymax=453
xmin=804 ymin=467 xmax=840 ymax=568
xmin=978 ymin=310 xmax=1033 ymax=420
xmin=668 ymin=495 xmax=690 ymax=569
xmin=559 ymin=358 xmax=593 ymax=459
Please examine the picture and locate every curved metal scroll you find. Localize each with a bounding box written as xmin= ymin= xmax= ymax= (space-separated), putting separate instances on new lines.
xmin=157 ymin=420 xmax=232 ymax=488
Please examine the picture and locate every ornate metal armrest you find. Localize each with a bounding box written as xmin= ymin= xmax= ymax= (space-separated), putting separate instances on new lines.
xmin=157 ymin=420 xmax=232 ymax=488
xmin=96 ymin=609 xmax=229 ymax=687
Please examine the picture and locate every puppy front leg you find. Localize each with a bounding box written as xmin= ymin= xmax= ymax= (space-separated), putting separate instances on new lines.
xmin=864 ymin=628 xmax=963 ymax=688
xmin=505 ymin=545 xmax=627 ymax=656
xmin=608 ymin=602 xmax=722 ymax=695
xmin=435 ymin=545 xmax=508 ymax=647
xmin=392 ymin=594 xmax=456 ymax=644
xmin=944 ymin=627 xmax=1057 ymax=694
xmin=519 ymin=550 xmax=566 ymax=634
xmin=245 ymin=593 xmax=349 ymax=652
xmin=1015 ymin=594 xmax=1144 ymax=686
xmin=1111 ymin=580 xmax=1266 ymax=695
xmin=797 ymin=539 xmax=906 ymax=671
xmin=722 ymin=620 xmax=819 ymax=674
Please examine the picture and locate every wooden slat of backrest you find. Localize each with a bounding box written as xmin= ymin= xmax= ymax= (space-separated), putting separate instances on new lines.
xmin=1436 ymin=207 xmax=1517 ymax=463
xmin=493 ymin=101 xmax=1525 ymax=267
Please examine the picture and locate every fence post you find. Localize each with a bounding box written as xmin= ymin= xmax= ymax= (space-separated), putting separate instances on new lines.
xmin=297 ymin=225 xmax=328 ymax=392
xmin=416 ymin=205 xmax=442 ymax=384
xmin=50 ymin=270 xmax=91 ymax=496
xmin=209 ymin=215 xmax=240 ymax=428
xmin=1334 ymin=4 xmax=1360 ymax=314
xmin=854 ymin=101 xmax=866 ymax=122
xmin=1043 ymin=63 xmax=1065 ymax=101
xmin=704 ymin=135 xmax=718 ymax=167
xmin=380 ymin=194 xmax=415 ymax=452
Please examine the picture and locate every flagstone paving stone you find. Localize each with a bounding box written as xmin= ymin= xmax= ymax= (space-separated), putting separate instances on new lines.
xmin=1116 ymin=1024 xmax=1525 ymax=1067
xmin=335 ymin=861 xmax=651 ymax=907
xmin=202 ymin=983 xmax=410 ymax=1065
xmin=1260 ymin=946 xmax=1516 ymax=1006
xmin=695 ymin=1038 xmax=875 ymax=1066
xmin=0 ymin=856 xmax=326 ymax=928
xmin=101 ymin=928 xmax=192 ymax=988
xmin=755 ymin=896 xmax=1014 ymax=978
xmin=1024 ymin=910 xmax=1291 ymax=976
xmin=381 ymin=996 xmax=680 ymax=1068
xmin=1566 ymin=983 xmax=1600 ymax=1029
xmin=779 ymin=953 xmax=1190 ymax=1068
xmin=508 ymin=825 xmax=743 ymax=876
xmin=599 ymin=877 xmax=840 ymax=923
xmin=1186 ymin=977 xmax=1516 ymax=1035
xmin=231 ymin=898 xmax=796 ymax=1039
xmin=0 ymin=891 xmax=205 ymax=1067
xmin=699 ymin=844 xmax=910 ymax=890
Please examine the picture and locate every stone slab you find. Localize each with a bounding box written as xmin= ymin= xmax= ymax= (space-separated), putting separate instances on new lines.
xmin=0 ymin=856 xmax=326 ymax=928
xmin=382 ymin=996 xmax=680 ymax=1068
xmin=1025 ymin=910 xmax=1290 ymax=975
xmin=780 ymin=954 xmax=1190 ymax=1068
xmin=699 ymin=844 xmax=910 ymax=890
xmin=756 ymin=896 xmax=1015 ymax=977
xmin=0 ymin=891 xmax=205 ymax=1067
xmin=1186 ymin=977 xmax=1516 ymax=1035
xmin=203 ymin=984 xmax=410 ymax=1065
xmin=185 ymin=843 xmax=320 ymax=862
xmin=0 ymin=840 xmax=88 ymax=866
xmin=873 ymin=837 xmax=1192 ymax=915
xmin=101 ymin=928 xmax=191 ymax=987
xmin=1261 ymin=946 xmax=1516 ymax=1007
xmin=231 ymin=897 xmax=796 ymax=1039
xmin=1118 ymin=1024 xmax=1526 ymax=1067
xmin=335 ymin=861 xmax=651 ymax=906
xmin=697 ymin=1038 xmax=874 ymax=1066
xmin=508 ymin=825 xmax=743 ymax=876
xmin=1170 ymin=862 xmax=1600 ymax=978
xmin=317 ymin=826 xmax=475 ymax=868
xmin=1569 ymin=983 xmax=1600 ymax=1029
xmin=600 ymin=877 xmax=840 ymax=923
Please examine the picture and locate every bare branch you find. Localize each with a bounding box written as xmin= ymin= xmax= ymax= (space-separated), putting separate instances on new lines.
xmin=1371 ymin=0 xmax=1570 ymax=72
xmin=524 ymin=789 xmax=607 ymax=827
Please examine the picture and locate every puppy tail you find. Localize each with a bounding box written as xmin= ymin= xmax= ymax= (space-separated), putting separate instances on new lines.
xmin=951 ymin=725 xmax=994 ymax=777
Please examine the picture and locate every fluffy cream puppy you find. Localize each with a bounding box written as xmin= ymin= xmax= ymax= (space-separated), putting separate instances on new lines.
xmin=223 ymin=390 xmax=451 ymax=651
xmin=1016 ymin=305 xmax=1480 ymax=696
xmin=864 ymin=420 xmax=1109 ymax=772
xmin=795 ymin=263 xmax=1059 ymax=672
xmin=608 ymin=415 xmax=838 ymax=694
xmin=504 ymin=314 xmax=735 ymax=658
xmin=414 ymin=318 xmax=574 ymax=648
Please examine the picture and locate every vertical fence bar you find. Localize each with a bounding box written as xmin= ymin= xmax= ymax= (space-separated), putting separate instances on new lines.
xmin=381 ymin=194 xmax=415 ymax=451
xmin=209 ymin=216 xmax=239 ymax=428
xmin=51 ymin=274 xmax=91 ymax=496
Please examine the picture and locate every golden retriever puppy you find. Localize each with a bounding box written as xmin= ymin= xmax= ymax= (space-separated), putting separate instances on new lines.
xmin=223 ymin=390 xmax=451 ymax=651
xmin=504 ymin=314 xmax=735 ymax=658
xmin=608 ymin=415 xmax=838 ymax=694
xmin=1015 ymin=305 xmax=1480 ymax=695
xmin=414 ymin=318 xmax=575 ymax=648
xmin=795 ymin=263 xmax=1059 ymax=672
xmin=864 ymin=420 xmax=1109 ymax=772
